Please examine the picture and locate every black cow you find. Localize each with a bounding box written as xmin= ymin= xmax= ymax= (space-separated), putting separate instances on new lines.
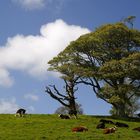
xmin=15 ymin=108 xmax=26 ymax=117
xmin=96 ymin=122 xmax=105 ymax=129
xmin=58 ymin=114 xmax=70 ymax=119
xmin=115 ymin=122 xmax=129 ymax=128
xmin=99 ymin=119 xmax=114 ymax=124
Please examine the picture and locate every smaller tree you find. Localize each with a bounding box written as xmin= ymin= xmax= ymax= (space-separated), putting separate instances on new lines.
xmin=55 ymin=103 xmax=84 ymax=115
xmin=45 ymin=58 xmax=81 ymax=118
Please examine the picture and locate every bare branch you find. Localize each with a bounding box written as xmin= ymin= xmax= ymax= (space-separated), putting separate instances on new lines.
xmin=49 ymin=85 xmax=66 ymax=98
xmin=103 ymin=79 xmax=114 ymax=87
xmin=91 ymin=84 xmax=110 ymax=104
xmin=45 ymin=86 xmax=69 ymax=107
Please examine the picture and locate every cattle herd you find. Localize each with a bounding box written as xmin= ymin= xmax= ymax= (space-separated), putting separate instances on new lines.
xmin=96 ymin=119 xmax=128 ymax=134
xmin=71 ymin=118 xmax=140 ymax=134
xmin=57 ymin=113 xmax=140 ymax=134
xmin=15 ymin=108 xmax=140 ymax=134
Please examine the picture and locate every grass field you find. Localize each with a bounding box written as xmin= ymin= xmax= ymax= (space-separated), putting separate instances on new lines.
xmin=0 ymin=114 xmax=140 ymax=140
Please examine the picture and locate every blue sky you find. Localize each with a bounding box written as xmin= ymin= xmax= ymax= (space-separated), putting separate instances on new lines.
xmin=0 ymin=0 xmax=140 ymax=115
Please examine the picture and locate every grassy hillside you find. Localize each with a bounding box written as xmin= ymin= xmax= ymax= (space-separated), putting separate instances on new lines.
xmin=0 ymin=114 xmax=140 ymax=140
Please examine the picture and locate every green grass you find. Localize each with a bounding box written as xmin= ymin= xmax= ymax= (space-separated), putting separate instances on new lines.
xmin=0 ymin=114 xmax=140 ymax=140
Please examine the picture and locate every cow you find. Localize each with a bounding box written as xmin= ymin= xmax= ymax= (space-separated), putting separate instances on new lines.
xmin=96 ymin=122 xmax=106 ymax=129
xmin=99 ymin=119 xmax=114 ymax=124
xmin=69 ymin=110 xmax=78 ymax=119
xmin=103 ymin=126 xmax=117 ymax=134
xmin=15 ymin=108 xmax=26 ymax=117
xmin=58 ymin=114 xmax=70 ymax=119
xmin=133 ymin=127 xmax=140 ymax=132
xmin=115 ymin=122 xmax=129 ymax=128
xmin=72 ymin=126 xmax=88 ymax=132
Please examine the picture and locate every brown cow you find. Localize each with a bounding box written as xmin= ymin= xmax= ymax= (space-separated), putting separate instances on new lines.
xmin=133 ymin=127 xmax=140 ymax=132
xmin=72 ymin=126 xmax=88 ymax=132
xmin=103 ymin=126 xmax=117 ymax=134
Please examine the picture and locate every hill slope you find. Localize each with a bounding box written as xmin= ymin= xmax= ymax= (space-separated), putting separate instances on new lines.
xmin=0 ymin=114 xmax=140 ymax=140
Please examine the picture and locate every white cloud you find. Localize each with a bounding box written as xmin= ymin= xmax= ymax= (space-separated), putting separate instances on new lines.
xmin=0 ymin=98 xmax=19 ymax=114
xmin=12 ymin=0 xmax=46 ymax=10
xmin=24 ymin=94 xmax=39 ymax=101
xmin=47 ymin=0 xmax=65 ymax=14
xmin=12 ymin=0 xmax=66 ymax=13
xmin=0 ymin=68 xmax=14 ymax=87
xmin=0 ymin=19 xmax=90 ymax=87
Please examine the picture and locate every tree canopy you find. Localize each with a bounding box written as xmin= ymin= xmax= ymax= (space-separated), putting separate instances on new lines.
xmin=48 ymin=22 xmax=140 ymax=117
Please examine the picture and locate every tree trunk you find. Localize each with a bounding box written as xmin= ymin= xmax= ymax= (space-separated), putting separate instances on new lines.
xmin=114 ymin=103 xmax=128 ymax=118
xmin=69 ymin=97 xmax=77 ymax=118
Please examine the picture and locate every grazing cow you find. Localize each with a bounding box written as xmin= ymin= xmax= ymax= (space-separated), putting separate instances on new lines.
xmin=72 ymin=126 xmax=88 ymax=132
xmin=103 ymin=126 xmax=117 ymax=134
xmin=96 ymin=122 xmax=105 ymax=129
xmin=115 ymin=122 xmax=129 ymax=128
xmin=58 ymin=114 xmax=70 ymax=119
xmin=133 ymin=127 xmax=140 ymax=132
xmin=15 ymin=108 xmax=26 ymax=117
xmin=69 ymin=110 xmax=78 ymax=119
xmin=99 ymin=119 xmax=114 ymax=124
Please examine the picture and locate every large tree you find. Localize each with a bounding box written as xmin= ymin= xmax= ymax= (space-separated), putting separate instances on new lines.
xmin=52 ymin=22 xmax=140 ymax=117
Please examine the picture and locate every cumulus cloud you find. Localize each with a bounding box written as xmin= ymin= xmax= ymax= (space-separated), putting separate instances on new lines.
xmin=0 ymin=19 xmax=90 ymax=87
xmin=47 ymin=0 xmax=65 ymax=14
xmin=12 ymin=0 xmax=65 ymax=11
xmin=24 ymin=94 xmax=39 ymax=101
xmin=0 ymin=98 xmax=19 ymax=114
xmin=12 ymin=0 xmax=46 ymax=10
xmin=0 ymin=68 xmax=14 ymax=87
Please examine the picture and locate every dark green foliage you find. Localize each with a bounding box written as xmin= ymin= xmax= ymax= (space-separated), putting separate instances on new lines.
xmin=53 ymin=22 xmax=140 ymax=117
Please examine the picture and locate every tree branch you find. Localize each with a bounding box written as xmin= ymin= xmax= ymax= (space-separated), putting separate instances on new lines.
xmin=49 ymin=85 xmax=66 ymax=98
xmin=45 ymin=86 xmax=69 ymax=107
